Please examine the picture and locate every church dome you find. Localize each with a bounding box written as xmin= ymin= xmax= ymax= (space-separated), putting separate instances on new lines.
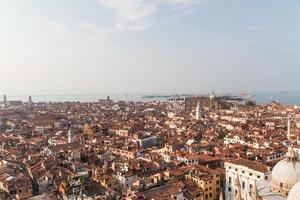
xmin=271 ymin=147 xmax=300 ymax=197
xmin=288 ymin=181 xmax=300 ymax=200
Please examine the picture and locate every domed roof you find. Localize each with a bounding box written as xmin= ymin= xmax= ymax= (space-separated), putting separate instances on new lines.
xmin=288 ymin=181 xmax=300 ymax=200
xmin=271 ymin=147 xmax=300 ymax=196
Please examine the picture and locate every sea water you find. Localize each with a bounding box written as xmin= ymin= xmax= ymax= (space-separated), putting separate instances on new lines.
xmin=4 ymin=91 xmax=300 ymax=105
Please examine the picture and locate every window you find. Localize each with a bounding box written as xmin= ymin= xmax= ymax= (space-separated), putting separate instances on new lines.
xmin=228 ymin=187 xmax=232 ymax=192
xmin=229 ymin=177 xmax=232 ymax=184
xmin=249 ymin=173 xmax=253 ymax=176
xmin=242 ymin=182 xmax=245 ymax=189
xmin=265 ymin=176 xmax=268 ymax=180
xmin=242 ymin=171 xmax=245 ymax=174
xmin=257 ymin=175 xmax=261 ymax=179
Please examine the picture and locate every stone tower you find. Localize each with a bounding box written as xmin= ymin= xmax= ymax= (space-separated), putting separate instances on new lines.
xmin=195 ymin=102 xmax=201 ymax=120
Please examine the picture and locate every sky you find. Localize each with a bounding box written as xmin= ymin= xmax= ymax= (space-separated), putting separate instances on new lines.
xmin=0 ymin=0 xmax=300 ymax=95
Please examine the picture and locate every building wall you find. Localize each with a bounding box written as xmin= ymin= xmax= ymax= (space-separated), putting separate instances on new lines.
xmin=225 ymin=162 xmax=271 ymax=200
xmin=110 ymin=148 xmax=138 ymax=159
xmin=186 ymin=171 xmax=221 ymax=200
xmin=136 ymin=136 xmax=157 ymax=149
xmin=115 ymin=173 xmax=137 ymax=188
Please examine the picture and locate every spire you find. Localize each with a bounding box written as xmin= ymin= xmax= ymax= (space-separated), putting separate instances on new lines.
xmin=28 ymin=95 xmax=33 ymax=108
xmin=251 ymin=181 xmax=259 ymax=200
xmin=219 ymin=190 xmax=224 ymax=200
xmin=68 ymin=129 xmax=73 ymax=143
xmin=286 ymin=146 xmax=298 ymax=162
xmin=210 ymin=92 xmax=215 ymax=109
xmin=287 ymin=116 xmax=291 ymax=140
xmin=235 ymin=175 xmax=242 ymax=200
xmin=235 ymin=174 xmax=241 ymax=187
xmin=195 ymin=102 xmax=201 ymax=120
xmin=3 ymin=94 xmax=7 ymax=108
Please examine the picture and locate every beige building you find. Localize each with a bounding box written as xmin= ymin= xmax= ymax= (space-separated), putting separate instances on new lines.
xmin=186 ymin=165 xmax=221 ymax=200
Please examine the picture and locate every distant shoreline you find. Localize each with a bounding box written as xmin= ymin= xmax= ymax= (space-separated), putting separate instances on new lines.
xmin=1 ymin=91 xmax=300 ymax=105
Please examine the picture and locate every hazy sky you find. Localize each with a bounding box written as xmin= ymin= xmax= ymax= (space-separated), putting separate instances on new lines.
xmin=0 ymin=0 xmax=299 ymax=95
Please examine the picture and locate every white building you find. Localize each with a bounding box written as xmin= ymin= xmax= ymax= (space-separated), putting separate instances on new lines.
xmin=225 ymin=158 xmax=271 ymax=200
xmin=176 ymin=153 xmax=199 ymax=165
xmin=224 ymin=135 xmax=246 ymax=145
xmin=115 ymin=171 xmax=137 ymax=189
